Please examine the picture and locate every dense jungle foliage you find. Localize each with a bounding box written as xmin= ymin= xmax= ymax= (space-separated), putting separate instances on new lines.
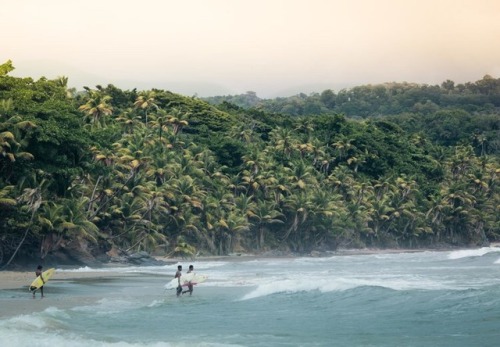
xmin=1 ymin=60 xmax=499 ymax=267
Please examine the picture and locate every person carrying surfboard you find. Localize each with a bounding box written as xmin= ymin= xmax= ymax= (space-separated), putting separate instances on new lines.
xmin=175 ymin=265 xmax=183 ymax=297
xmin=32 ymin=265 xmax=45 ymax=298
xmin=182 ymin=265 xmax=194 ymax=296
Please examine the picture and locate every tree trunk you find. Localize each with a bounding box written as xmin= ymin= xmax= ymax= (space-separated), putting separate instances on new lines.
xmin=40 ymin=233 xmax=64 ymax=259
xmin=259 ymin=226 xmax=265 ymax=250
xmin=2 ymin=227 xmax=30 ymax=269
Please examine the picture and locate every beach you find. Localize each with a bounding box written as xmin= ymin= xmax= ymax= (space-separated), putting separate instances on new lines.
xmin=0 ymin=249 xmax=414 ymax=290
xmin=1 ymin=247 xmax=500 ymax=346
xmin=0 ymin=246 xmax=495 ymax=319
xmin=0 ymin=253 xmax=265 ymax=318
xmin=0 ymin=269 xmax=133 ymax=318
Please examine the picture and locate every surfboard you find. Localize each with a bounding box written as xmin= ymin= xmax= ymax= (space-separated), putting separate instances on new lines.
xmin=164 ymin=272 xmax=208 ymax=290
xmin=29 ymin=268 xmax=55 ymax=291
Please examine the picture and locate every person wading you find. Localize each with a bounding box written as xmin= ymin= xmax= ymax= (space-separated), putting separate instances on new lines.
xmin=182 ymin=265 xmax=194 ymax=296
xmin=31 ymin=265 xmax=45 ymax=299
xmin=174 ymin=265 xmax=183 ymax=297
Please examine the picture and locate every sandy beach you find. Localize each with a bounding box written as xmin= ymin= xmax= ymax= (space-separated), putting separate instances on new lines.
xmin=0 ymin=269 xmax=134 ymax=291
xmin=0 ymin=255 xmax=259 ymax=318
xmin=0 ymin=247 xmax=458 ymax=291
xmin=0 ymin=270 xmax=137 ymax=318
xmin=0 ymin=247 xmax=489 ymax=319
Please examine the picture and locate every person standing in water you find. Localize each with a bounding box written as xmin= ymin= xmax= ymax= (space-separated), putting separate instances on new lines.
xmin=175 ymin=265 xmax=183 ymax=297
xmin=32 ymin=265 xmax=45 ymax=299
xmin=182 ymin=265 xmax=194 ymax=296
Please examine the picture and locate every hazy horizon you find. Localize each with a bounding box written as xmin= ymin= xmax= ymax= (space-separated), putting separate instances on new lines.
xmin=2 ymin=0 xmax=500 ymax=98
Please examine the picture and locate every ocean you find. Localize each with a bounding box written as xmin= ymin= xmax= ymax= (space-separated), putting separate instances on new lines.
xmin=1 ymin=248 xmax=500 ymax=347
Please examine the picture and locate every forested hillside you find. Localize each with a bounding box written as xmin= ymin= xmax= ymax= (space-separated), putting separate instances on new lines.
xmin=205 ymin=76 xmax=500 ymax=116
xmin=205 ymin=77 xmax=500 ymax=156
xmin=1 ymin=60 xmax=499 ymax=267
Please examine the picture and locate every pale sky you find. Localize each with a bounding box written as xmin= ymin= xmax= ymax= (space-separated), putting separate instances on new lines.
xmin=2 ymin=0 xmax=500 ymax=97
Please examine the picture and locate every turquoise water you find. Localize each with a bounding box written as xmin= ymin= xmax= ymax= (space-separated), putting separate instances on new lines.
xmin=2 ymin=248 xmax=500 ymax=346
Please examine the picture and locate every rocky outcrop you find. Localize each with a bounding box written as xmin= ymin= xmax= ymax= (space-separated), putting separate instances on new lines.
xmin=43 ymin=237 xmax=167 ymax=267
xmin=107 ymin=249 xmax=167 ymax=266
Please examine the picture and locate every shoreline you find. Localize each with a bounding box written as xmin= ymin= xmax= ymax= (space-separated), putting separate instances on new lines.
xmin=1 ymin=245 xmax=495 ymax=291
xmin=0 ymin=245 xmax=498 ymax=319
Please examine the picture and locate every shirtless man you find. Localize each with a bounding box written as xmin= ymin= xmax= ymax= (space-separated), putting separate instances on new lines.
xmin=174 ymin=265 xmax=183 ymax=297
xmin=182 ymin=265 xmax=194 ymax=296
xmin=32 ymin=265 xmax=45 ymax=299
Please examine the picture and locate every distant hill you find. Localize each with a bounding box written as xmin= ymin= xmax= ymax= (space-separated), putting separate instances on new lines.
xmin=203 ymin=75 xmax=500 ymax=117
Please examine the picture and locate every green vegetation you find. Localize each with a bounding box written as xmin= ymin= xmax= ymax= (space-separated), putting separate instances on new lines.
xmin=1 ymin=60 xmax=499 ymax=266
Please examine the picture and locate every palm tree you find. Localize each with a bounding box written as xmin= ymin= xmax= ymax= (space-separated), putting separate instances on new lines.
xmin=58 ymin=197 xmax=101 ymax=243
xmin=472 ymin=133 xmax=488 ymax=156
xmin=332 ymin=136 xmax=353 ymax=160
xmin=366 ymin=196 xmax=394 ymax=243
xmin=37 ymin=201 xmax=66 ymax=259
xmin=287 ymin=159 xmax=318 ymax=191
xmin=0 ymin=98 xmax=13 ymax=115
xmin=173 ymin=235 xmax=196 ymax=258
xmin=167 ymin=108 xmax=189 ymax=136
xmin=270 ymin=127 xmax=297 ymax=160
xmin=327 ymin=165 xmax=355 ymax=200
xmin=229 ymin=123 xmax=256 ymax=143
xmin=214 ymin=211 xmax=250 ymax=255
xmin=0 ymin=114 xmax=36 ymax=179
xmin=294 ymin=117 xmax=315 ymax=138
xmin=307 ymin=188 xmax=346 ymax=248
xmin=55 ymin=76 xmax=74 ymax=98
xmin=171 ymin=175 xmax=204 ymax=210
xmin=149 ymin=109 xmax=170 ymax=143
xmin=2 ymin=178 xmax=48 ymax=267
xmin=78 ymin=90 xmax=113 ymax=128
xmin=134 ymin=91 xmax=158 ymax=126
xmin=308 ymin=138 xmax=327 ymax=168
xmin=115 ymin=108 xmax=143 ymax=134
xmin=247 ymin=200 xmax=284 ymax=249
xmin=106 ymin=192 xmax=146 ymax=245
xmin=0 ymin=185 xmax=16 ymax=208
xmin=282 ymin=192 xmax=312 ymax=247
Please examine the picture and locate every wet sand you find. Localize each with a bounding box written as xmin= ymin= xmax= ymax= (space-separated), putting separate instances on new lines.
xmin=0 ymin=270 xmax=135 ymax=318
xmin=0 ymin=269 xmax=131 ymax=290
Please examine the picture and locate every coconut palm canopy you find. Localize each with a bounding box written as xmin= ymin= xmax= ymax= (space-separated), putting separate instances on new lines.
xmin=0 ymin=61 xmax=499 ymax=266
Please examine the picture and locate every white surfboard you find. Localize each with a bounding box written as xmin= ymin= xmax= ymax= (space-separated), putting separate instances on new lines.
xmin=164 ymin=272 xmax=208 ymax=290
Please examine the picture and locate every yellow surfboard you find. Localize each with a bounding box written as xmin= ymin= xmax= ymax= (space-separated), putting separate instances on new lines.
xmin=29 ymin=268 xmax=55 ymax=291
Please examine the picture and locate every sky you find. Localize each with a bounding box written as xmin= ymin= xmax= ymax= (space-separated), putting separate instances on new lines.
xmin=2 ymin=0 xmax=500 ymax=98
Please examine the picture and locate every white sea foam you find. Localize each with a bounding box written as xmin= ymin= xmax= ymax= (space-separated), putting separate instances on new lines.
xmin=447 ymin=247 xmax=500 ymax=260
xmin=0 ymin=321 xmax=243 ymax=347
xmin=57 ymin=265 xmax=172 ymax=274
xmin=147 ymin=299 xmax=165 ymax=308
xmin=0 ymin=329 xmax=204 ymax=347
xmin=71 ymin=297 xmax=148 ymax=315
xmin=0 ymin=305 xmax=240 ymax=346
xmin=56 ymin=262 xmax=228 ymax=277
xmin=239 ymin=272 xmax=460 ymax=300
xmin=0 ymin=307 xmax=70 ymax=331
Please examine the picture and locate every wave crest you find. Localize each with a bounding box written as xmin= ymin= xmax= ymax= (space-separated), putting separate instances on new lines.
xmin=447 ymin=247 xmax=500 ymax=260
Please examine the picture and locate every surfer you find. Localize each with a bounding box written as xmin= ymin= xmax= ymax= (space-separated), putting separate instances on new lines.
xmin=32 ymin=265 xmax=45 ymax=298
xmin=175 ymin=265 xmax=183 ymax=297
xmin=182 ymin=265 xmax=194 ymax=296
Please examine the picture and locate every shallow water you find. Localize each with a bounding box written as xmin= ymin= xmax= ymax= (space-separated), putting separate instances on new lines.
xmin=2 ymin=248 xmax=500 ymax=346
